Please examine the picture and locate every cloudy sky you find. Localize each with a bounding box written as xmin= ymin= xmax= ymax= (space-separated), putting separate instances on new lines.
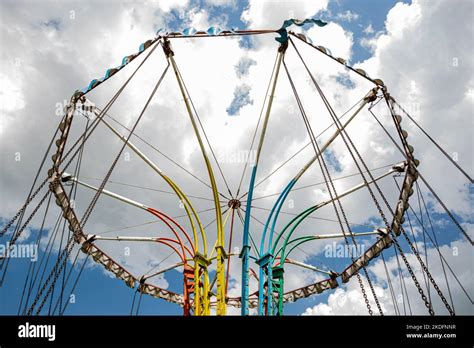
xmin=0 ymin=0 xmax=472 ymax=316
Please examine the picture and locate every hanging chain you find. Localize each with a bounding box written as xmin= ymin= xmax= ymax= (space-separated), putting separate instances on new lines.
xmin=318 ymin=104 xmax=383 ymax=315
xmin=283 ymin=58 xmax=377 ymax=315
xmin=337 ymin=89 xmax=435 ymax=315
xmin=304 ymin=74 xmax=437 ymax=315
xmin=28 ymin=225 xmax=78 ymax=315
xmin=0 ymin=179 xmax=49 ymax=237
xmin=382 ymin=90 xmax=455 ymax=315
xmin=8 ymin=190 xmax=51 ymax=247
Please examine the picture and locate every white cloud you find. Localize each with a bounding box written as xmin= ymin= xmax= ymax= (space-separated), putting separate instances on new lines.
xmin=359 ymin=35 xmax=379 ymax=53
xmin=0 ymin=72 xmax=25 ymax=123
xmin=357 ymin=0 xmax=473 ymax=218
xmin=384 ymin=1 xmax=421 ymax=40
xmin=155 ymin=0 xmax=190 ymax=13
xmin=363 ymin=23 xmax=374 ymax=35
xmin=241 ymin=0 xmax=328 ymax=29
xmin=204 ymin=0 xmax=236 ymax=8
xmin=336 ymin=10 xmax=359 ymax=22
xmin=305 ymin=21 xmax=354 ymax=60
xmin=303 ymin=285 xmax=387 ymax=315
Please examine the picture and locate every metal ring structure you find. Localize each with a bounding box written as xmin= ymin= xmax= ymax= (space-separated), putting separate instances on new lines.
xmin=47 ymin=25 xmax=424 ymax=316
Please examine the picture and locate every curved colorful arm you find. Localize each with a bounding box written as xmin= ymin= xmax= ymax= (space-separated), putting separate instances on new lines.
xmin=90 ymin=234 xmax=193 ymax=315
xmin=273 ymin=235 xmax=315 ymax=260
xmin=146 ymin=209 xmax=195 ymax=258
xmin=257 ymin=91 xmax=372 ymax=315
xmin=241 ymin=164 xmax=257 ymax=315
xmin=162 ymin=39 xmax=226 ymax=315
xmin=88 ymin=107 xmax=212 ymax=315
xmin=241 ymin=43 xmax=287 ymax=315
xmin=276 ymin=232 xmax=381 ymax=264
xmin=61 ymin=173 xmax=194 ymax=259
xmin=96 ymin=114 xmax=207 ymax=253
xmin=147 ymin=208 xmax=195 ymax=256
xmin=273 ymin=162 xmax=404 ymax=259
xmin=260 ymin=92 xmax=371 ymax=255
xmin=267 ymin=163 xmax=405 ymax=314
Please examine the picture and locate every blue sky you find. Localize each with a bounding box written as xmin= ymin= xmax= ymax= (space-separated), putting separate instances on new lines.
xmin=0 ymin=0 xmax=472 ymax=316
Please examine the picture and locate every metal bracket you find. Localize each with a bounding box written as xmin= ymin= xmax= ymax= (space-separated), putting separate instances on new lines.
xmin=193 ymin=252 xmax=211 ymax=267
xmin=215 ymin=245 xmax=228 ymax=260
xmin=256 ymin=252 xmax=273 ymax=267
xmin=162 ymin=38 xmax=174 ymax=57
